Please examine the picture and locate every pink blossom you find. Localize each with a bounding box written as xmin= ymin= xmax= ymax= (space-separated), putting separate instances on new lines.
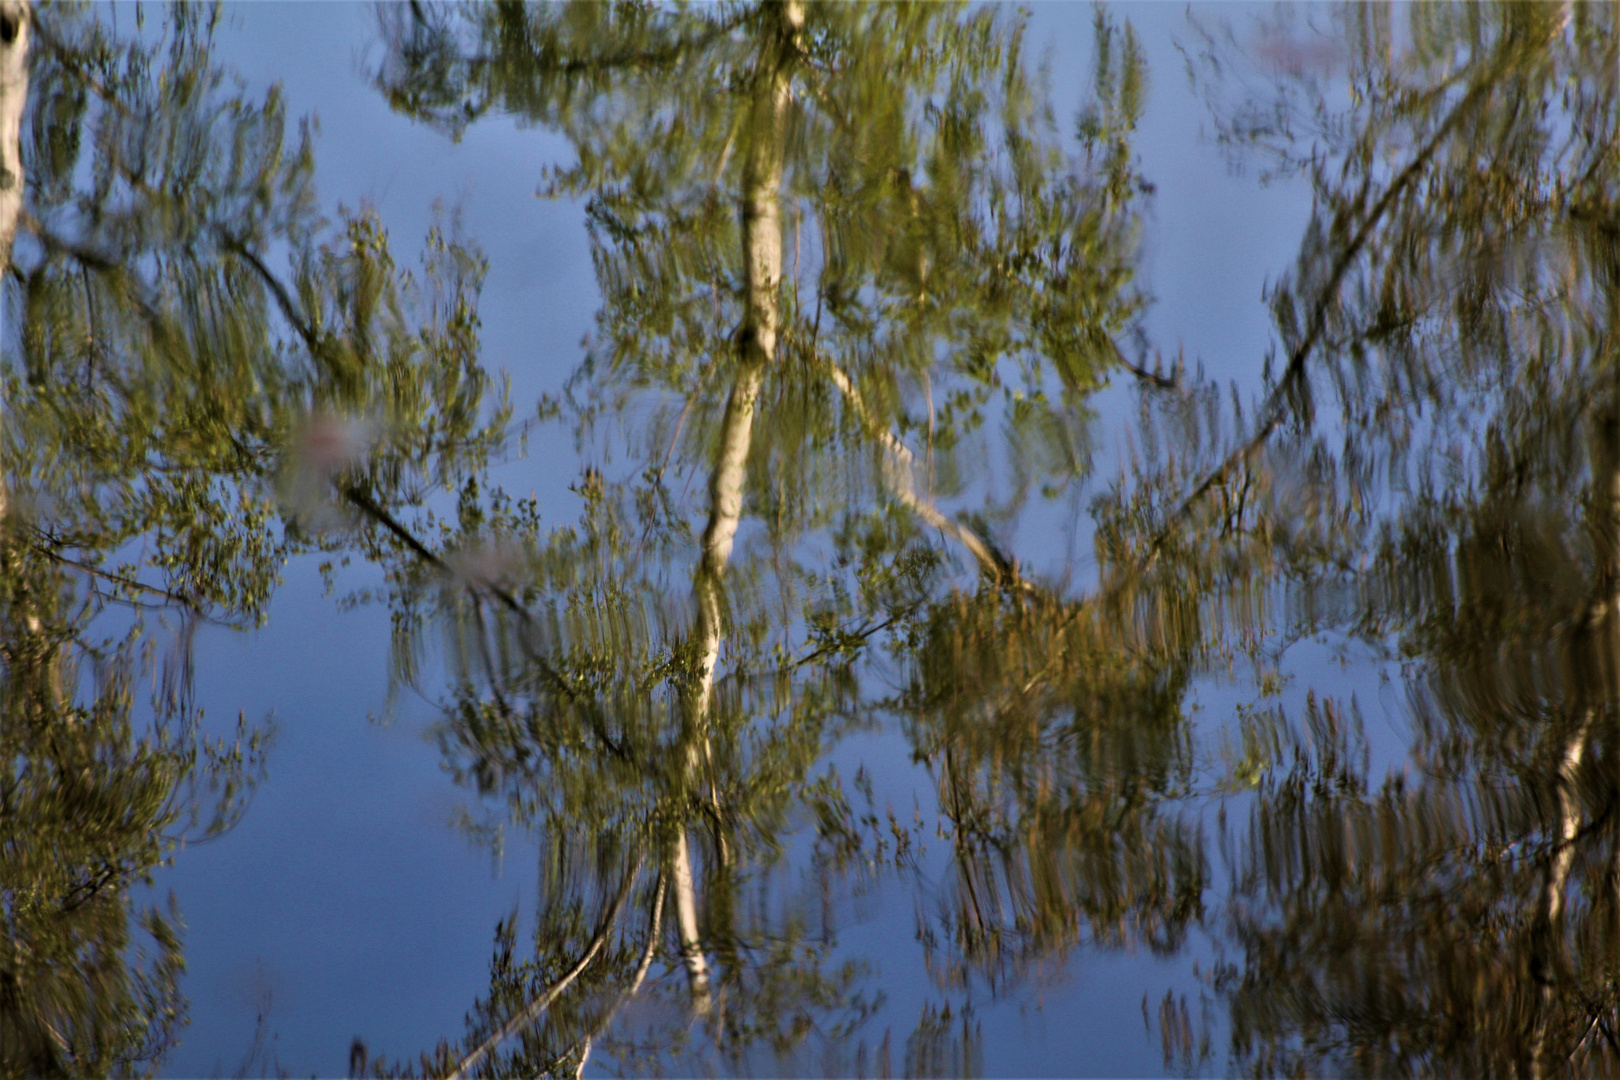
xmin=1253 ymin=32 xmax=1346 ymax=77
xmin=444 ymin=539 xmax=528 ymax=591
xmin=280 ymin=410 xmax=380 ymax=528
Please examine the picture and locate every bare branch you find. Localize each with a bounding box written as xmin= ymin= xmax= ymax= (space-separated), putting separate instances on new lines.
xmin=28 ymin=11 xmax=133 ymax=122
xmin=339 ymin=484 xmax=633 ymax=763
xmin=220 ymin=234 xmax=324 ymax=358
xmin=824 ymin=361 xmax=1035 ymax=593
xmin=1113 ymin=340 xmax=1182 ymax=391
xmin=1136 ymin=74 xmax=1492 ymax=573
xmin=568 ymin=866 xmax=666 ymax=1078
xmin=444 ymin=852 xmax=644 ymax=1080
xmin=28 ymin=538 xmax=213 ymax=618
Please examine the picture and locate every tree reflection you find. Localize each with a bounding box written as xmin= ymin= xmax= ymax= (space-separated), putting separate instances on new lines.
xmin=0 ymin=527 xmax=236 ymax=1077
xmin=21 ymin=0 xmax=1620 ymax=1074
xmin=898 ymin=585 xmax=1206 ymax=996
xmin=369 ymin=1 xmax=1166 ymax=1074
xmin=1 ymin=3 xmax=505 ymax=1073
xmin=1181 ymin=3 xmax=1620 ymax=1075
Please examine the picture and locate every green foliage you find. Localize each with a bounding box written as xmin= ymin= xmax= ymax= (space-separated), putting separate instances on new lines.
xmin=381 ymin=0 xmax=1147 ymax=530
xmin=10 ymin=3 xmax=508 ymax=628
xmin=897 ymin=585 xmax=1206 ymax=991
xmin=1176 ymin=3 xmax=1620 ymax=1074
xmin=0 ymin=3 xmax=511 ymax=1072
xmin=366 ymin=1 xmax=1167 ymax=1073
xmin=0 ymin=537 xmax=268 ymax=1077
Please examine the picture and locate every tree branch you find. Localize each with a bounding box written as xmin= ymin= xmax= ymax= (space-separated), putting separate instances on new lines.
xmin=29 ymin=539 xmax=212 ymax=619
xmin=824 ymin=361 xmax=1035 ymax=593
xmin=444 ymin=852 xmax=644 ymax=1080
xmin=219 ymin=233 xmax=325 ymax=358
xmin=1136 ymin=74 xmax=1492 ymax=573
xmin=28 ymin=11 xmax=134 ymax=122
xmin=568 ymin=866 xmax=666 ymax=1079
xmin=339 ymin=483 xmax=633 ymax=763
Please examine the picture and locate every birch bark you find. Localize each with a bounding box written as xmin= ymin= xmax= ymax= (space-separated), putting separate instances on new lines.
xmin=0 ymin=0 xmax=24 ymax=284
xmin=1529 ymin=405 xmax=1620 ymax=1079
xmin=670 ymin=0 xmax=802 ymax=1012
xmin=0 ymin=0 xmax=28 ymax=522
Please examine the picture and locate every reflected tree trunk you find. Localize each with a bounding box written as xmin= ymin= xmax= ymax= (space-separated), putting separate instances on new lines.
xmin=1530 ymin=710 xmax=1591 ymax=1080
xmin=444 ymin=855 xmax=644 ymax=1080
xmin=1531 ymin=402 xmax=1620 ymax=1079
xmin=571 ymin=868 xmax=665 ymax=1080
xmin=670 ymin=829 xmax=710 ymax=1007
xmin=0 ymin=0 xmax=27 ymax=525
xmin=0 ymin=0 xmax=24 ymax=286
xmin=0 ymin=0 xmax=50 ymax=701
xmin=672 ymin=0 xmax=801 ymax=1013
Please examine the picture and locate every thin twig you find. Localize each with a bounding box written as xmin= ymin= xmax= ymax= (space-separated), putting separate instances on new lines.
xmin=568 ymin=866 xmax=667 ymax=1079
xmin=1135 ymin=75 xmax=1491 ymax=574
xmin=32 ymin=544 xmax=208 ymax=617
xmin=444 ymin=852 xmax=645 ymax=1080
xmin=340 ymin=484 xmax=633 ymax=762
xmin=221 ymin=234 xmax=324 ymax=358
xmin=29 ymin=13 xmax=135 ymax=122
xmin=653 ymin=397 xmax=694 ymax=483
xmin=1115 ymin=342 xmax=1180 ymax=391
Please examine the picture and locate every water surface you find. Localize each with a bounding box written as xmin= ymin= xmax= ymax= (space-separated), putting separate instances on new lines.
xmin=2 ymin=3 xmax=1616 ymax=1077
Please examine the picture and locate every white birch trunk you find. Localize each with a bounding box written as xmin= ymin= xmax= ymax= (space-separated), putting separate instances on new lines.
xmin=1529 ymin=715 xmax=1590 ymax=1080
xmin=0 ymin=0 xmax=24 ymax=284
xmin=669 ymin=829 xmax=708 ymax=1004
xmin=0 ymin=0 xmax=29 ymax=524
xmin=670 ymin=0 xmax=802 ymax=1013
xmin=1530 ymin=408 xmax=1620 ymax=1078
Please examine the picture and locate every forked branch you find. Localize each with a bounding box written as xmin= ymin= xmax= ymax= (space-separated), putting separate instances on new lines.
xmin=444 ymin=853 xmax=644 ymax=1080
